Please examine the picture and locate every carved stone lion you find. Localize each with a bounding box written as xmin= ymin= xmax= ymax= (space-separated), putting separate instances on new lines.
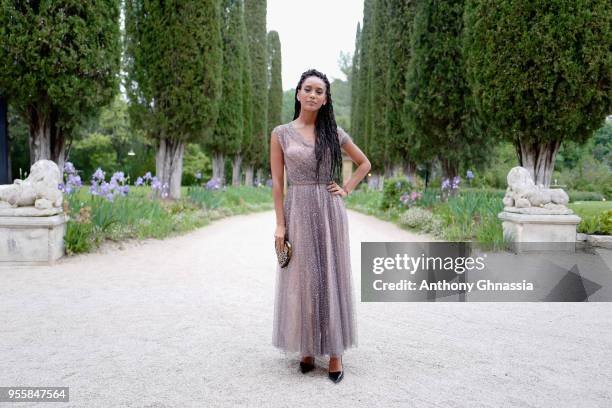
xmin=0 ymin=160 xmax=63 ymax=210
xmin=502 ymin=167 xmax=572 ymax=215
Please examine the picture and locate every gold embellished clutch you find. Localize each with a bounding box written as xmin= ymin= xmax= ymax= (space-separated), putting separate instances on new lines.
xmin=275 ymin=236 xmax=292 ymax=268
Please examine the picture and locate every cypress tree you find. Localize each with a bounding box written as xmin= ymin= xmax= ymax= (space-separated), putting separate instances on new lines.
xmin=355 ymin=0 xmax=376 ymax=185
xmin=404 ymin=0 xmax=473 ymax=180
xmin=463 ymin=0 xmax=612 ymax=186
xmin=385 ymin=0 xmax=418 ymax=180
xmin=267 ymin=30 xmax=283 ymax=137
xmin=350 ymin=22 xmax=361 ymax=137
xmin=0 ymin=1 xmax=121 ymax=176
xmin=239 ymin=1 xmax=254 ymax=186
xmin=209 ymin=0 xmax=247 ymax=186
xmin=243 ymin=0 xmax=267 ymax=186
xmin=125 ymin=0 xmax=223 ymax=199
xmin=370 ymin=0 xmax=392 ymax=178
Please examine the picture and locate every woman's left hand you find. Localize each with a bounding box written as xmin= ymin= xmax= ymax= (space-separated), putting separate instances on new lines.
xmin=327 ymin=181 xmax=348 ymax=198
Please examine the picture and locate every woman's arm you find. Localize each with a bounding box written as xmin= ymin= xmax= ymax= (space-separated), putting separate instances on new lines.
xmin=270 ymin=129 xmax=286 ymax=250
xmin=340 ymin=138 xmax=372 ymax=194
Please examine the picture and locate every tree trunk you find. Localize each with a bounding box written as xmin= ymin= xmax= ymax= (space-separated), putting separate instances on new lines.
xmin=391 ymin=163 xmax=403 ymax=177
xmin=211 ymin=151 xmax=225 ymax=185
xmin=255 ymin=167 xmax=263 ymax=186
xmin=368 ymin=173 xmax=384 ymax=190
xmin=28 ymin=106 xmax=51 ymax=165
xmin=27 ymin=105 xmax=66 ymax=180
xmin=155 ymin=137 xmax=185 ymax=200
xmin=383 ymin=162 xmax=393 ymax=178
xmin=232 ymin=153 xmax=242 ymax=186
xmin=403 ymin=160 xmax=417 ymax=183
xmin=244 ymin=164 xmax=254 ymax=186
xmin=439 ymin=156 xmax=458 ymax=181
xmin=516 ymin=139 xmax=561 ymax=187
xmin=50 ymin=111 xmax=66 ymax=182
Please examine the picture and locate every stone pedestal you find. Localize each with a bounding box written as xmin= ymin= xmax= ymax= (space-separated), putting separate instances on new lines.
xmin=498 ymin=211 xmax=582 ymax=253
xmin=0 ymin=210 xmax=69 ymax=265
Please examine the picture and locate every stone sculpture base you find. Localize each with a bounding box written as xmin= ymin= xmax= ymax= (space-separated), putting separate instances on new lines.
xmin=0 ymin=213 xmax=69 ymax=266
xmin=498 ymin=211 xmax=582 ymax=253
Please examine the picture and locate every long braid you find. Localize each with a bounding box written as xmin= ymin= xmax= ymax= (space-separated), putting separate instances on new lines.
xmin=293 ymin=69 xmax=343 ymax=185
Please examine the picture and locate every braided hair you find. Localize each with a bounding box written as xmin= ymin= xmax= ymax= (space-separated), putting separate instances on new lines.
xmin=293 ymin=69 xmax=343 ymax=185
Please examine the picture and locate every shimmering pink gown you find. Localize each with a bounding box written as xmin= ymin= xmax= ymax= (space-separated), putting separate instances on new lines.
xmin=272 ymin=122 xmax=358 ymax=358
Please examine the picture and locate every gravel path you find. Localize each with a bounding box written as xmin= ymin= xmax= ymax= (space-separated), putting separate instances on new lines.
xmin=1 ymin=209 xmax=610 ymax=407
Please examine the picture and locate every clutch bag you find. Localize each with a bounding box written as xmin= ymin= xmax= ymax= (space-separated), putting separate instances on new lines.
xmin=275 ymin=235 xmax=292 ymax=268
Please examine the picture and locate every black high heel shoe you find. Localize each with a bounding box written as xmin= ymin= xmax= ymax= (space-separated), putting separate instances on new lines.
xmin=299 ymin=357 xmax=315 ymax=374
xmin=328 ymin=356 xmax=343 ymax=383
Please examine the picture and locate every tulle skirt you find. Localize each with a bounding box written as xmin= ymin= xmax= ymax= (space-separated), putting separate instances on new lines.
xmin=272 ymin=182 xmax=358 ymax=357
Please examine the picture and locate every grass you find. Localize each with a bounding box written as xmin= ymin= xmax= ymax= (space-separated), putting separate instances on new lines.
xmin=345 ymin=187 xmax=612 ymax=251
xmin=568 ymin=201 xmax=611 ymax=217
xmin=64 ymin=184 xmax=273 ymax=255
xmin=345 ymin=187 xmax=511 ymax=250
xmin=567 ymin=201 xmax=612 ymax=235
xmin=64 ymin=182 xmax=610 ymax=256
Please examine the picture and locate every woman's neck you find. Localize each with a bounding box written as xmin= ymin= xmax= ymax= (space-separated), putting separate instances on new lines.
xmin=295 ymin=110 xmax=318 ymax=127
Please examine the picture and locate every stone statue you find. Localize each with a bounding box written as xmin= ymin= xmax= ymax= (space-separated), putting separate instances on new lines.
xmin=502 ymin=166 xmax=573 ymax=215
xmin=0 ymin=160 xmax=63 ymax=214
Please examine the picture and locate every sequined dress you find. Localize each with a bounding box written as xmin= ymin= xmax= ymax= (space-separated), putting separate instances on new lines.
xmin=272 ymin=122 xmax=358 ymax=358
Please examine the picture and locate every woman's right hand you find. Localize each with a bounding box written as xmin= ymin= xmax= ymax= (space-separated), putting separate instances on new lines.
xmin=274 ymin=225 xmax=286 ymax=253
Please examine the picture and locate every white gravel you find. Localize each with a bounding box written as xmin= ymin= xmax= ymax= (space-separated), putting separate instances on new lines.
xmin=0 ymin=209 xmax=610 ymax=407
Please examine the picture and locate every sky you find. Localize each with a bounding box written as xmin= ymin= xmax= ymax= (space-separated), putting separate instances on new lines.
xmin=266 ymin=0 xmax=364 ymax=91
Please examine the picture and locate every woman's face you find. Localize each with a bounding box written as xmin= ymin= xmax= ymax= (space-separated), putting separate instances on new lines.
xmin=297 ymin=76 xmax=327 ymax=112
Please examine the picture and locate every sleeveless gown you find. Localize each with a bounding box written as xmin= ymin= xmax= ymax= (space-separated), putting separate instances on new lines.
xmin=272 ymin=122 xmax=358 ymax=358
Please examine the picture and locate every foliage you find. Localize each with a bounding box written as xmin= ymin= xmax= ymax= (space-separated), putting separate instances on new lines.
xmin=570 ymin=201 xmax=612 ymax=235
xmin=124 ymin=0 xmax=223 ymax=143
xmin=7 ymin=103 xmax=30 ymax=179
xmin=576 ymin=210 xmax=612 ymax=235
xmin=70 ymin=95 xmax=155 ymax=183
xmin=380 ymin=176 xmax=414 ymax=210
xmin=399 ymin=207 xmax=444 ymax=236
xmin=463 ymin=0 xmax=612 ymax=181
xmin=69 ymin=133 xmax=119 ymax=180
xmin=555 ymin=155 xmax=612 ymax=199
xmin=64 ymin=182 xmax=274 ymax=255
xmin=267 ymin=30 xmax=283 ymax=135
xmin=569 ymin=201 xmax=612 ymax=216
xmin=404 ymin=0 xmax=490 ymax=179
xmin=350 ymin=22 xmax=361 ymax=136
xmin=209 ymin=0 xmax=247 ymax=160
xmin=182 ymin=144 xmax=211 ymax=186
xmin=385 ymin=0 xmax=417 ymax=171
xmin=0 ymin=0 xmax=121 ymax=139
xmin=243 ymin=0 xmax=268 ymax=171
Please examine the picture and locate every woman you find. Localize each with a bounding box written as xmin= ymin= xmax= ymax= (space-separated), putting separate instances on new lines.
xmin=270 ymin=69 xmax=371 ymax=383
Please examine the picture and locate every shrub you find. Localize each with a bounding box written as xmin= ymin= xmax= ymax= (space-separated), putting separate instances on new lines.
xmin=381 ymin=176 xmax=414 ymax=210
xmin=399 ymin=207 xmax=441 ymax=234
xmin=577 ymin=210 xmax=612 ymax=235
xmin=568 ymin=191 xmax=606 ymax=202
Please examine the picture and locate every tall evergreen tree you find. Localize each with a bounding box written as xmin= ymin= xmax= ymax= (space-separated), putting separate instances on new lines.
xmin=243 ymin=0 xmax=267 ymax=186
xmin=124 ymin=0 xmax=223 ymax=199
xmin=404 ymin=0 xmax=474 ymax=180
xmin=0 ymin=1 xmax=121 ymax=176
xmin=355 ymin=0 xmax=376 ymax=185
xmin=385 ymin=0 xmax=417 ymax=180
xmin=239 ymin=1 xmax=254 ymax=186
xmin=267 ymin=30 xmax=283 ymax=137
xmin=463 ymin=0 xmax=612 ymax=186
xmin=349 ymin=22 xmax=361 ymax=137
xmin=370 ymin=0 xmax=392 ymax=178
xmin=209 ymin=0 xmax=247 ymax=186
